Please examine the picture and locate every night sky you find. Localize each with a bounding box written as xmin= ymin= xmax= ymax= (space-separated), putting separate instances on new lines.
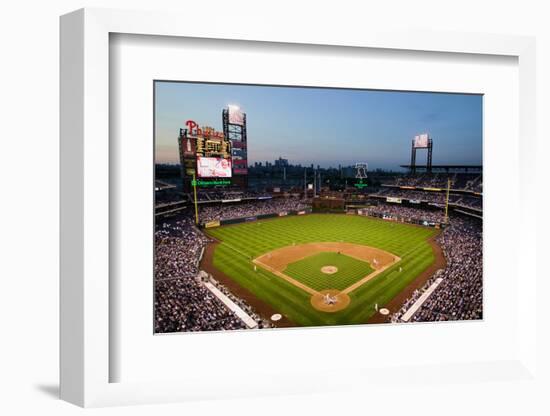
xmin=155 ymin=81 xmax=482 ymax=170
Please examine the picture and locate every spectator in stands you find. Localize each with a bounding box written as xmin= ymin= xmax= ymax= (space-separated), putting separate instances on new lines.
xmin=362 ymin=203 xmax=445 ymax=223
xmin=198 ymin=198 xmax=309 ymax=224
xmin=154 ymin=217 xmax=271 ymax=332
xmin=390 ymin=216 xmax=482 ymax=322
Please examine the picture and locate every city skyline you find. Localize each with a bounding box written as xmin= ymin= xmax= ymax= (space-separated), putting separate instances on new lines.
xmin=155 ymin=81 xmax=483 ymax=170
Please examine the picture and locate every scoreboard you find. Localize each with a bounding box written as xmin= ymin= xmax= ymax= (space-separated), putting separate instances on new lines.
xmin=178 ymin=120 xmax=234 ymax=189
xmin=178 ymin=108 xmax=249 ymax=191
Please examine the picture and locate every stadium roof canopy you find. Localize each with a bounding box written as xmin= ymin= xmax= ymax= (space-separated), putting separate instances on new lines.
xmin=399 ymin=164 xmax=482 ymax=173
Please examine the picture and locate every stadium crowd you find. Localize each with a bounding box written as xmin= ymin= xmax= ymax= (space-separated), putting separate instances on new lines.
xmin=373 ymin=188 xmax=483 ymax=209
xmin=375 ymin=188 xmax=447 ymax=204
xmin=393 ymin=173 xmax=451 ymax=188
xmin=390 ymin=215 xmax=483 ymax=322
xmin=373 ymin=187 xmax=482 ymax=210
xmin=199 ymin=197 xmax=310 ymax=224
xmin=155 ymin=217 xmax=208 ymax=277
xmin=386 ymin=173 xmax=482 ymax=193
xmin=208 ymin=276 xmax=273 ymax=330
xmin=154 ymin=217 xmax=267 ymax=332
xmin=362 ymin=203 xmax=446 ymax=224
xmin=194 ymin=189 xmax=272 ymax=202
xmin=451 ymin=196 xmax=482 ymax=210
xmin=155 ymin=278 xmax=248 ymax=332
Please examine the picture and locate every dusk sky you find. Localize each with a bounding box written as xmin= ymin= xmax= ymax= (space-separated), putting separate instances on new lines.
xmin=155 ymin=81 xmax=482 ymax=170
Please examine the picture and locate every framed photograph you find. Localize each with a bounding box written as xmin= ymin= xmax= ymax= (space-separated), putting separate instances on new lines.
xmin=60 ymin=8 xmax=538 ymax=408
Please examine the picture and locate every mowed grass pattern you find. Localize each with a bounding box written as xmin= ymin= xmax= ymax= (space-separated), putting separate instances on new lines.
xmin=284 ymin=252 xmax=374 ymax=291
xmin=206 ymin=214 xmax=437 ymax=327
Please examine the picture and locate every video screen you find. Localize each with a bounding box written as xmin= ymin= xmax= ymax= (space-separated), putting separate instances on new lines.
xmin=228 ymin=104 xmax=244 ymax=126
xmin=197 ymin=157 xmax=232 ymax=178
xmin=154 ymin=81 xmax=483 ymax=333
xmin=414 ymin=133 xmax=429 ymax=148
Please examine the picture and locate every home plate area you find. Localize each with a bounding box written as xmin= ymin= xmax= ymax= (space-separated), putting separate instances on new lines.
xmin=253 ymin=242 xmax=400 ymax=312
xmin=310 ymin=289 xmax=351 ymax=312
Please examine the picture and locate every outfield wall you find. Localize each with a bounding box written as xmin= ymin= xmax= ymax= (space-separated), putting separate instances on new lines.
xmin=356 ymin=209 xmax=445 ymax=229
xmin=202 ymin=208 xmax=313 ymax=228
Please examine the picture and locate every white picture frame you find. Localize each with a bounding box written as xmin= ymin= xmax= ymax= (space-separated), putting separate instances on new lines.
xmin=60 ymin=7 xmax=539 ymax=408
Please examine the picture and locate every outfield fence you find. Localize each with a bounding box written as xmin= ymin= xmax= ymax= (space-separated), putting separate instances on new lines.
xmin=356 ymin=209 xmax=445 ymax=229
xmin=200 ymin=208 xmax=313 ymax=228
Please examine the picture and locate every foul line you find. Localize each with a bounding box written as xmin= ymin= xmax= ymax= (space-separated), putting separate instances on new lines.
xmin=253 ymin=259 xmax=319 ymax=295
xmin=221 ymin=242 xmax=253 ymax=260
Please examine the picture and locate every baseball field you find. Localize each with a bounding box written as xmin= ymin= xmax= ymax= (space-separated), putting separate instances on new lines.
xmin=203 ymin=213 xmax=441 ymax=327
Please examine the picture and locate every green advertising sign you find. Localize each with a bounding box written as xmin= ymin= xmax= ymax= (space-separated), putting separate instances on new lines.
xmin=192 ymin=179 xmax=231 ymax=187
xmin=354 ymin=179 xmax=368 ymax=189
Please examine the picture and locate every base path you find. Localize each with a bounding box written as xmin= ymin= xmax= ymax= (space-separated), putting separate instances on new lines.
xmin=254 ymin=242 xmax=400 ymax=312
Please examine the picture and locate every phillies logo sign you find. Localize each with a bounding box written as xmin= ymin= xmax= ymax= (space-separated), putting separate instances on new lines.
xmin=186 ymin=120 xmax=224 ymax=139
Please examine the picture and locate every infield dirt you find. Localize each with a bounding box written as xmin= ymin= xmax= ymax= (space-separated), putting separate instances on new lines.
xmin=254 ymin=242 xmax=397 ymax=273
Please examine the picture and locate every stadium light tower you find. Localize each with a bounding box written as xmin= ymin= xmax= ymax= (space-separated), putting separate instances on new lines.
xmin=410 ymin=134 xmax=433 ymax=174
xmin=222 ymin=104 xmax=248 ymax=188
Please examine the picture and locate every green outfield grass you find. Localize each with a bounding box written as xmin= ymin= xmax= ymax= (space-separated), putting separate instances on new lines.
xmin=284 ymin=252 xmax=374 ymax=291
xmin=205 ymin=213 xmax=438 ymax=327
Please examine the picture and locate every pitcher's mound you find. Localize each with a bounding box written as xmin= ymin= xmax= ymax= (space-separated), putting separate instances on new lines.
xmin=310 ymin=289 xmax=351 ymax=312
xmin=321 ymin=266 xmax=338 ymax=274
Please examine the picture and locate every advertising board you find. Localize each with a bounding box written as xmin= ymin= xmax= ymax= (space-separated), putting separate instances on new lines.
xmin=387 ymin=197 xmax=402 ymax=203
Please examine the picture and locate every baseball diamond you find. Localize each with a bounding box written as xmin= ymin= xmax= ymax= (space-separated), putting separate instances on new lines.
xmin=204 ymin=214 xmax=438 ymax=326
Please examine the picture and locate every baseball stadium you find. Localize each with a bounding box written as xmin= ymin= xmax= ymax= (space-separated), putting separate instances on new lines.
xmin=154 ymin=82 xmax=482 ymax=333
